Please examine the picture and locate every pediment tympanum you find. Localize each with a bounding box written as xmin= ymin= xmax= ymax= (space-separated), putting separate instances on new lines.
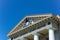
xmin=7 ymin=14 xmax=54 ymax=36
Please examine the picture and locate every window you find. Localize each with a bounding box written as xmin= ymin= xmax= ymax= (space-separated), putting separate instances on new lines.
xmin=47 ymin=21 xmax=51 ymax=25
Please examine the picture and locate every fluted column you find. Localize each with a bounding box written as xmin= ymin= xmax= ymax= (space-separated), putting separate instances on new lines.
xmin=49 ymin=28 xmax=55 ymax=40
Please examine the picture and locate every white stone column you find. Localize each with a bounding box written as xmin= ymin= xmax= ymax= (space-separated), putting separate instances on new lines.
xmin=49 ymin=28 xmax=55 ymax=40
xmin=34 ymin=32 xmax=39 ymax=40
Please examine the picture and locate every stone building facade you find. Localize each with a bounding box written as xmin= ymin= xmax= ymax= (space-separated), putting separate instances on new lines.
xmin=7 ymin=14 xmax=60 ymax=40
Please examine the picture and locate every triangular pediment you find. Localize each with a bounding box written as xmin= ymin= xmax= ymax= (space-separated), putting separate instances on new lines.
xmin=8 ymin=14 xmax=53 ymax=36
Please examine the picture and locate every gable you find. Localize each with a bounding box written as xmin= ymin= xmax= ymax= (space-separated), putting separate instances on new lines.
xmin=7 ymin=14 xmax=53 ymax=36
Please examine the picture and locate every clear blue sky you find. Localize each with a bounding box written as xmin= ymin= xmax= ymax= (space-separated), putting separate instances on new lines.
xmin=0 ymin=0 xmax=60 ymax=40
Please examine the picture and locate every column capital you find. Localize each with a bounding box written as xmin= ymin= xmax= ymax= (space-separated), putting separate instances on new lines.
xmin=48 ymin=27 xmax=55 ymax=30
xmin=33 ymin=32 xmax=39 ymax=35
xmin=49 ymin=27 xmax=54 ymax=29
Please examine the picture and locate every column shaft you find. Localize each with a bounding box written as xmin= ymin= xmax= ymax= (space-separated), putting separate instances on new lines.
xmin=34 ymin=32 xmax=39 ymax=40
xmin=49 ymin=28 xmax=55 ymax=40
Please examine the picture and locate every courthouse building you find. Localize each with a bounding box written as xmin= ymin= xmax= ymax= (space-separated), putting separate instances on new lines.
xmin=7 ymin=14 xmax=60 ymax=40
